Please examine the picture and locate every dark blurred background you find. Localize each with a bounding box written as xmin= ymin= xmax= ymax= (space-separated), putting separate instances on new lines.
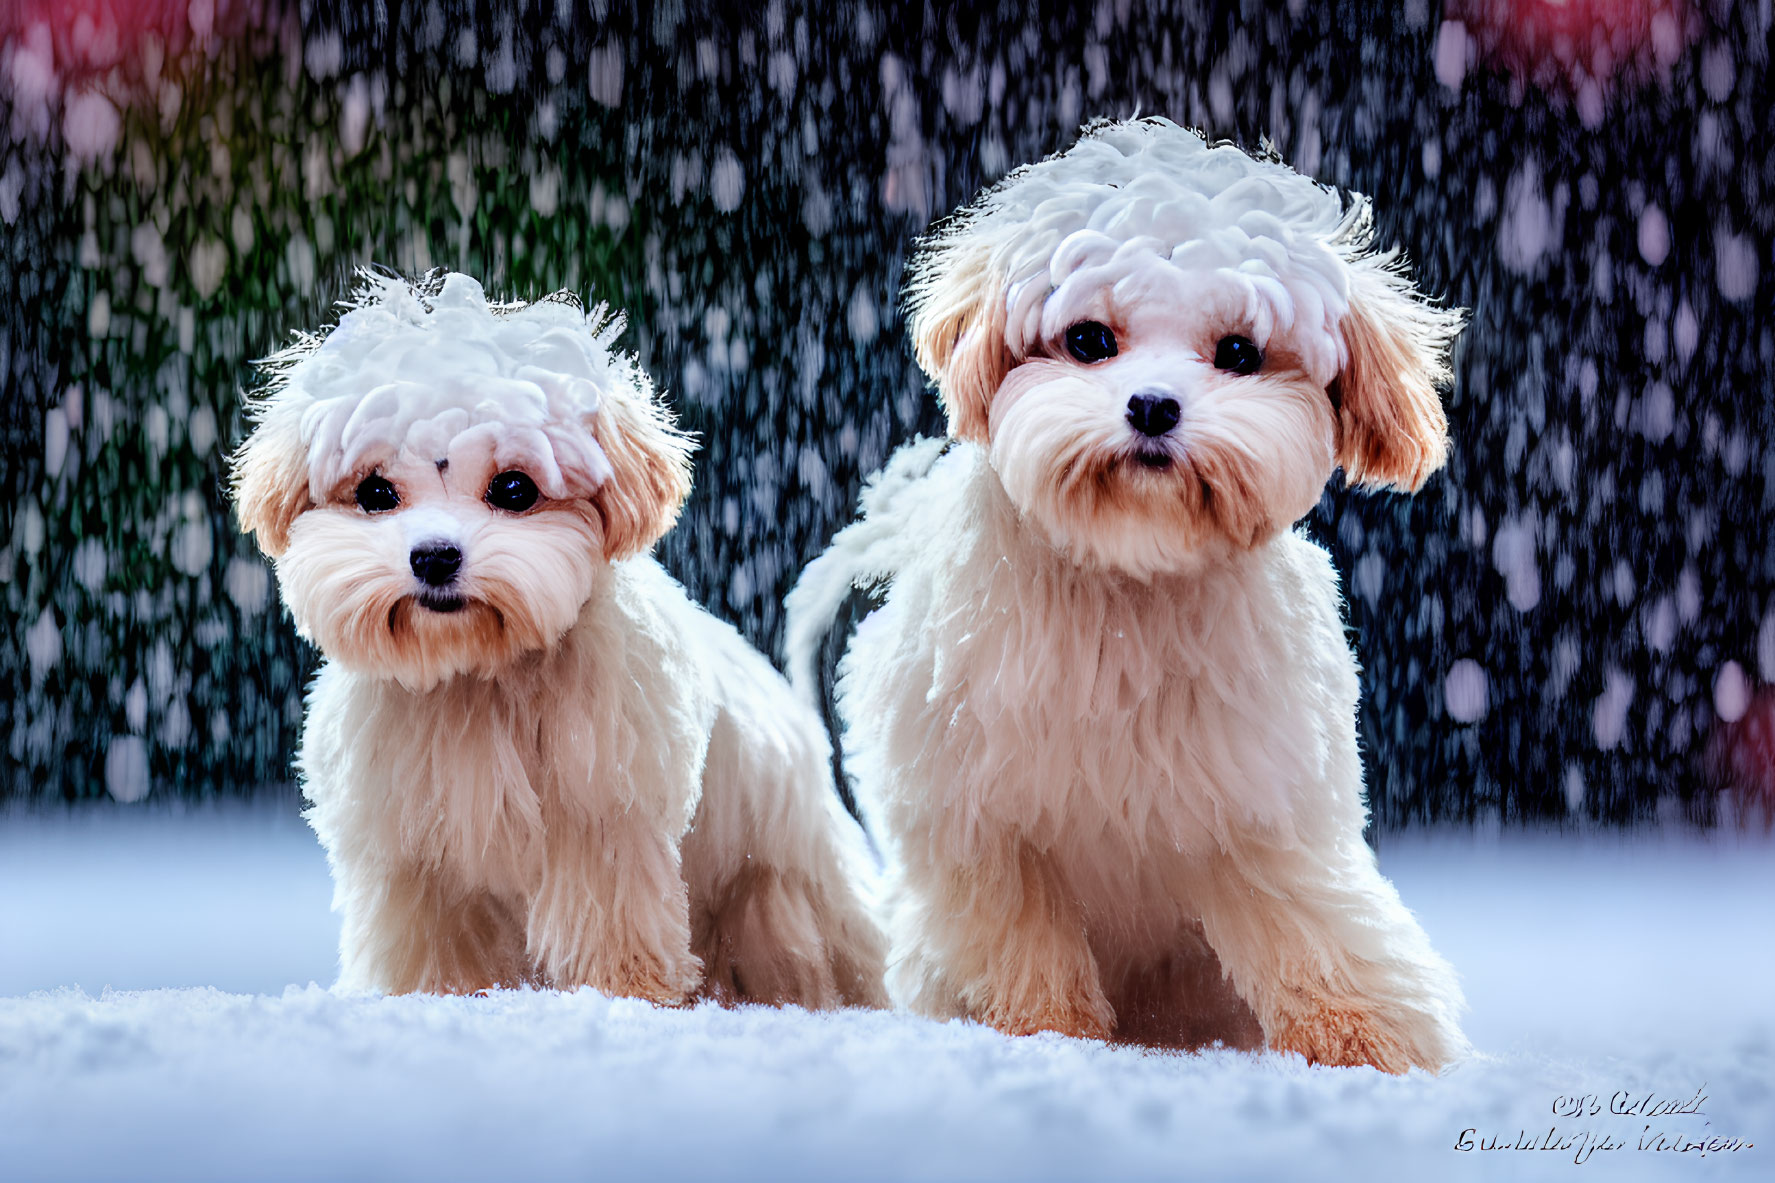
xmin=1 ymin=0 xmax=1770 ymax=827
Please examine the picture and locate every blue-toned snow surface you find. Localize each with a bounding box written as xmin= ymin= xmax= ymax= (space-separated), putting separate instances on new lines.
xmin=1 ymin=808 xmax=1769 ymax=1182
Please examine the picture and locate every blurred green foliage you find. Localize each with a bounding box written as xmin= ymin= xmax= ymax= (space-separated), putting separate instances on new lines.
xmin=2 ymin=22 xmax=645 ymax=800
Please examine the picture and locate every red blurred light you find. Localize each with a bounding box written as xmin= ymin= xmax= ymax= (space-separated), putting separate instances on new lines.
xmin=1444 ymin=0 xmax=1697 ymax=97
xmin=1707 ymin=688 xmax=1775 ymax=829
xmin=0 ymin=0 xmax=267 ymax=83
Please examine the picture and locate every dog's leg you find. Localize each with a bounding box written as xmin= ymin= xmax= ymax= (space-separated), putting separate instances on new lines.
xmin=525 ymin=816 xmax=703 ymax=1005
xmin=691 ymin=861 xmax=891 ymax=1010
xmin=693 ymin=866 xmax=832 ymax=1007
xmin=683 ymin=698 xmax=890 ymax=1011
xmin=902 ymin=840 xmax=1113 ymax=1040
xmin=337 ymin=863 xmax=531 ymax=995
xmin=1191 ymin=844 xmax=1466 ymax=1073
xmin=1105 ymin=923 xmax=1264 ymax=1050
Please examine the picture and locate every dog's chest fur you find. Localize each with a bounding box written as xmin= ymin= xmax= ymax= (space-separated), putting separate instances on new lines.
xmin=844 ymin=451 xmax=1368 ymax=886
xmin=300 ymin=561 xmax=712 ymax=901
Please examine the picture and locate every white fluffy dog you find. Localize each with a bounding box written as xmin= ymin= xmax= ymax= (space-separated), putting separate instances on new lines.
xmin=233 ymin=270 xmax=885 ymax=1008
xmin=787 ymin=119 xmax=1467 ymax=1071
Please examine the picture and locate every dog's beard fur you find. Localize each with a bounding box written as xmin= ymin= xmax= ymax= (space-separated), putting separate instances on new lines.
xmin=276 ymin=496 xmax=602 ymax=691
xmin=988 ymin=358 xmax=1337 ymax=579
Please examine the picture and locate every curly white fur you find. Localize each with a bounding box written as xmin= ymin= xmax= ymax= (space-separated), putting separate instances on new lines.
xmin=235 ymin=271 xmax=886 ymax=1008
xmin=788 ymin=119 xmax=1466 ymax=1071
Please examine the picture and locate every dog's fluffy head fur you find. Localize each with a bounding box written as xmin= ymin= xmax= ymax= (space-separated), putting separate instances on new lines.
xmin=906 ymin=117 xmax=1463 ymax=578
xmin=233 ymin=270 xmax=694 ymax=689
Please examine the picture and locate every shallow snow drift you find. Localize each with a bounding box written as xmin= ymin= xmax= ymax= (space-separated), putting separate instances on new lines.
xmin=0 ymin=806 xmax=1768 ymax=1181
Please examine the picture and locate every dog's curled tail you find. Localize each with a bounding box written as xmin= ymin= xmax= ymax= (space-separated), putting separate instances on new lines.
xmin=784 ymin=436 xmax=949 ymax=705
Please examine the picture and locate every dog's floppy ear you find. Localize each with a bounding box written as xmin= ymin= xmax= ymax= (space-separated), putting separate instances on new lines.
xmin=906 ymin=239 xmax=1013 ymax=443
xmin=591 ymin=381 xmax=695 ymax=561
xmin=230 ymin=403 xmax=312 ymax=557
xmin=1330 ymin=250 xmax=1463 ymax=493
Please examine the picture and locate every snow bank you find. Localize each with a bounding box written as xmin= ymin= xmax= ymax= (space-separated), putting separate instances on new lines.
xmin=0 ymin=802 xmax=335 ymax=997
xmin=1 ymin=811 xmax=1769 ymax=1181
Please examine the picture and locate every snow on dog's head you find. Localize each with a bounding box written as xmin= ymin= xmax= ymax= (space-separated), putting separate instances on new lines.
xmin=232 ymin=270 xmax=693 ymax=688
xmin=906 ymin=117 xmax=1463 ymax=577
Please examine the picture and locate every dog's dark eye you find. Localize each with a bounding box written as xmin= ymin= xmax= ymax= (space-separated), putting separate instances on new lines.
xmin=1214 ymin=335 xmax=1264 ymax=375
xmin=486 ymin=471 xmax=540 ymax=513
xmin=354 ymin=475 xmax=399 ymax=513
xmin=1064 ymin=321 xmax=1118 ymax=364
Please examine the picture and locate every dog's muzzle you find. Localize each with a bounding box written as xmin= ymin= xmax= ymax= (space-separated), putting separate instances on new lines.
xmin=410 ymin=543 xmax=463 ymax=586
xmin=1126 ymin=391 xmax=1181 ymax=438
xmin=410 ymin=543 xmax=467 ymax=612
xmin=1127 ymin=390 xmax=1181 ymax=469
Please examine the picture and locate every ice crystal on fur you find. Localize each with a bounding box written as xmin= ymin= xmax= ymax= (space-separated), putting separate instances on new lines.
xmin=912 ymin=118 xmax=1358 ymax=383
xmin=252 ymin=269 xmax=638 ymax=504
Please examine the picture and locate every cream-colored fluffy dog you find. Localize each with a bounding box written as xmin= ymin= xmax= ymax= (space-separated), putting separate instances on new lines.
xmin=787 ymin=119 xmax=1466 ymax=1072
xmin=233 ymin=270 xmax=885 ymax=1008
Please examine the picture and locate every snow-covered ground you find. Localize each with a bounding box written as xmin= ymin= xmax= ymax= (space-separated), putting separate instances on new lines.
xmin=0 ymin=805 xmax=1768 ymax=1181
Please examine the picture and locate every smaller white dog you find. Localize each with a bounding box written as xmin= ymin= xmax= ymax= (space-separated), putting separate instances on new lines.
xmin=788 ymin=119 xmax=1466 ymax=1071
xmin=234 ymin=270 xmax=885 ymax=1008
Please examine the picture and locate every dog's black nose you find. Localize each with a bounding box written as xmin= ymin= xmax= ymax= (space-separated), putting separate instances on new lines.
xmin=409 ymin=544 xmax=462 ymax=587
xmin=1126 ymin=391 xmax=1181 ymax=438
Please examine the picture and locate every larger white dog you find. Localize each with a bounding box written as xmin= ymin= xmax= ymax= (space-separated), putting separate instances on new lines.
xmin=234 ymin=271 xmax=885 ymax=1008
xmin=788 ymin=119 xmax=1466 ymax=1071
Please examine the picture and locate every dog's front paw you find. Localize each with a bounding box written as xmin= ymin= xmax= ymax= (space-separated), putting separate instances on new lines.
xmin=550 ymin=937 xmax=702 ymax=1001
xmin=978 ymin=976 xmax=1115 ymax=1042
xmin=601 ymin=950 xmax=704 ymax=1007
xmin=985 ymin=998 xmax=1113 ymax=1042
xmin=1269 ymin=1005 xmax=1441 ymax=1075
